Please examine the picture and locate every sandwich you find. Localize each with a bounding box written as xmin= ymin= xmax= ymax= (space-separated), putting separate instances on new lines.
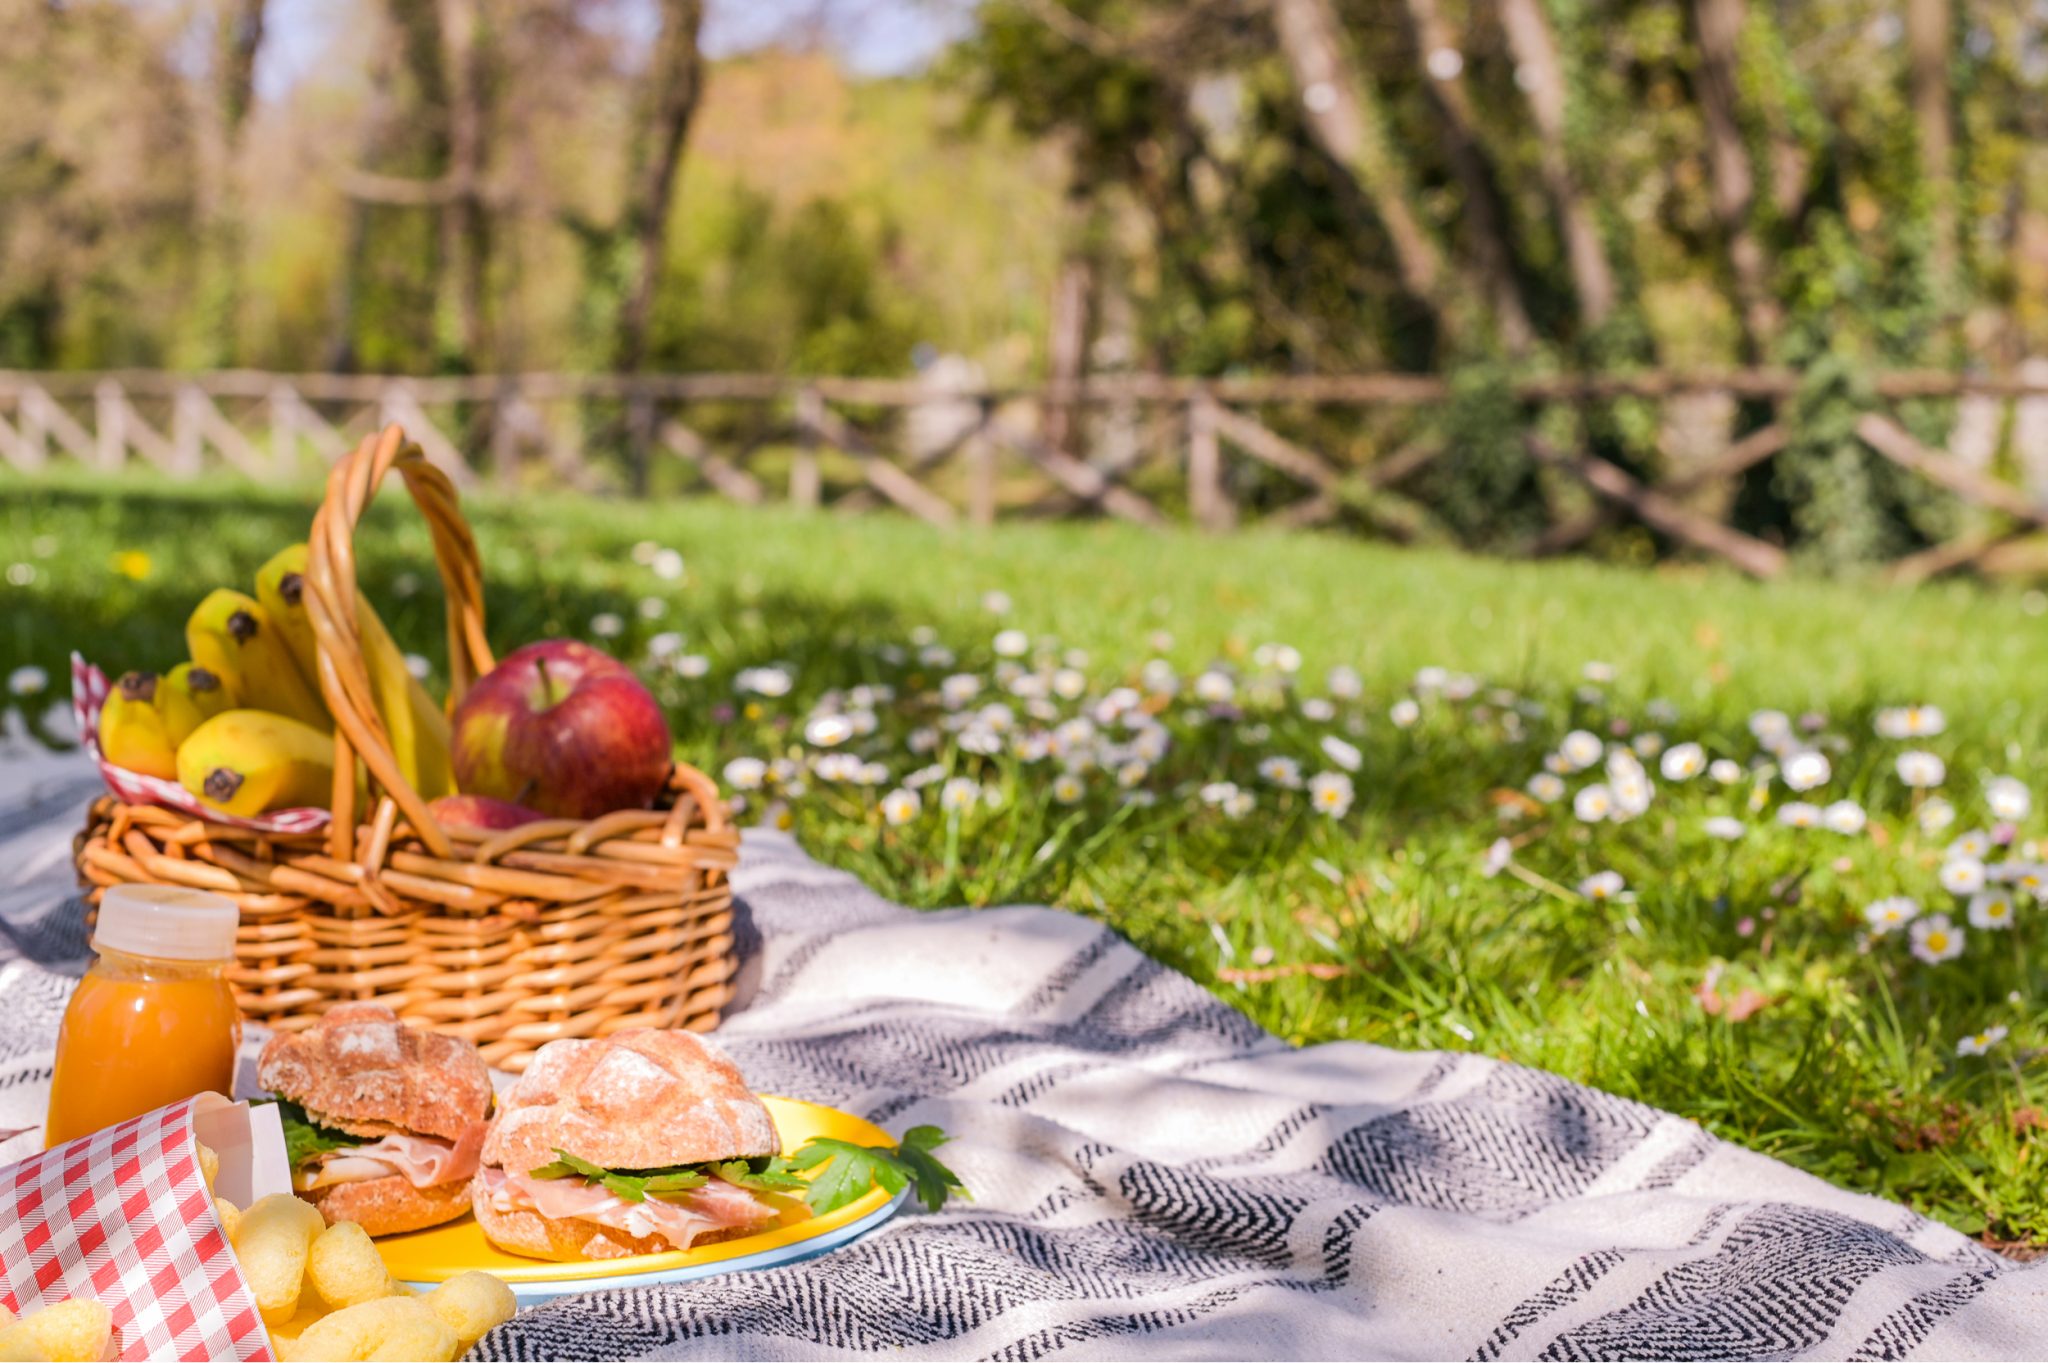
xmin=473 ymin=1030 xmax=798 ymax=1262
xmin=257 ymin=1002 xmax=493 ymax=1237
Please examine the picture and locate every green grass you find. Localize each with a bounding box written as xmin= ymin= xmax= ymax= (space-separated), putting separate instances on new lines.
xmin=6 ymin=466 xmax=2048 ymax=1245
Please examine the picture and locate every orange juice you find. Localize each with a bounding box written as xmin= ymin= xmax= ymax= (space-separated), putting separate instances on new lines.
xmin=45 ymin=885 xmax=242 ymax=1148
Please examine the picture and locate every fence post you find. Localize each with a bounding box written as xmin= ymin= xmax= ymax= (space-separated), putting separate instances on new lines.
xmin=792 ymin=386 xmax=823 ymax=509
xmin=173 ymin=384 xmax=204 ymax=476
xmin=1187 ymin=393 xmax=1232 ymax=531
xmin=18 ymin=385 xmax=49 ymax=471
xmin=627 ymin=385 xmax=655 ymax=498
xmin=967 ymin=399 xmax=996 ymax=528
xmin=95 ymin=380 xmax=124 ymax=472
xmin=269 ymin=382 xmax=297 ymax=478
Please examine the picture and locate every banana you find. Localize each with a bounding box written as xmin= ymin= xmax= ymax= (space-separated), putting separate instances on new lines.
xmin=176 ymin=709 xmax=337 ymax=817
xmin=256 ymin=543 xmax=453 ymax=799
xmin=160 ymin=661 xmax=235 ymax=746
xmin=99 ymin=671 xmax=179 ymax=779
xmin=187 ymin=589 xmax=331 ymax=732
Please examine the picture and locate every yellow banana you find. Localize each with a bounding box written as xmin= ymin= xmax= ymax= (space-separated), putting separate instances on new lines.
xmin=160 ymin=661 xmax=235 ymax=746
xmin=187 ymin=589 xmax=330 ymax=732
xmin=177 ymin=709 xmax=336 ymax=817
xmin=256 ymin=543 xmax=452 ymax=799
xmin=99 ymin=671 xmax=179 ymax=779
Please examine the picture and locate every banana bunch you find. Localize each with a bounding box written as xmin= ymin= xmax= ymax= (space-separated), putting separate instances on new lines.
xmin=95 ymin=544 xmax=451 ymax=817
xmin=255 ymin=544 xmax=454 ymax=801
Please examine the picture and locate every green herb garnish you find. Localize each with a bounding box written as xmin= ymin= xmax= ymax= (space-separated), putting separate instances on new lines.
xmin=266 ymin=1099 xmax=357 ymax=1171
xmin=530 ymin=1126 xmax=967 ymax=1215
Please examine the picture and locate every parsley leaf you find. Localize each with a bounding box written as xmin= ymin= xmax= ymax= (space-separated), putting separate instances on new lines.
xmin=710 ymin=1157 xmax=810 ymax=1194
xmin=265 ymin=1100 xmax=357 ymax=1171
xmin=895 ymin=1126 xmax=971 ymax=1213
xmin=528 ymin=1149 xmax=710 ymax=1203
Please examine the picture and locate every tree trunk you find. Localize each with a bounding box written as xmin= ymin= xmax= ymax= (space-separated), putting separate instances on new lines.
xmin=1499 ymin=0 xmax=1616 ymax=333
xmin=1401 ymin=0 xmax=1532 ymax=354
xmin=438 ymin=0 xmax=491 ymax=369
xmin=1271 ymin=0 xmax=1461 ymax=345
xmin=1690 ymin=0 xmax=1778 ymax=358
xmin=187 ymin=0 xmax=266 ymax=367
xmin=1907 ymin=0 xmax=1955 ymax=308
xmin=613 ymin=0 xmax=707 ymax=375
xmin=1044 ymin=246 xmax=1093 ymax=458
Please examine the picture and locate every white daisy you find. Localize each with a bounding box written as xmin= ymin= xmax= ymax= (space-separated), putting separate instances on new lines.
xmin=1200 ymin=781 xmax=1239 ymax=807
xmin=652 ymin=548 xmax=686 ymax=581
xmin=1326 ymin=666 xmax=1363 ymax=700
xmin=1605 ymin=750 xmax=1653 ymax=819
xmin=1260 ymin=756 xmax=1304 ymax=789
xmin=1909 ymin=914 xmax=1965 ymax=964
xmin=1193 ymin=670 xmax=1236 ymax=705
xmin=1968 ymin=889 xmax=2017 ymax=930
xmin=1573 ymin=784 xmax=1614 ymax=823
xmin=1948 ymin=829 xmax=1992 ymax=860
xmin=1115 ymin=760 xmax=1149 ymax=789
xmin=1823 ymin=800 xmax=1867 ymax=835
xmin=1389 ymin=698 xmax=1421 ymax=728
xmin=1897 ymin=750 xmax=1946 ymax=788
xmin=993 ymin=628 xmax=1029 ymax=658
xmin=1940 ymin=856 xmax=1988 ymax=896
xmin=805 ymin=714 xmax=855 ymax=748
xmin=589 ymin=612 xmax=624 ymax=639
xmin=1863 ymin=897 xmax=1919 ymax=935
xmin=880 ymin=788 xmax=921 ymax=825
xmin=735 ymin=666 xmax=794 ymax=697
xmin=1559 ymin=729 xmax=1604 ymax=771
xmin=1578 ymin=870 xmax=1626 ymax=902
xmin=1778 ymin=801 xmax=1822 ymax=829
xmin=1481 ymin=838 xmax=1513 ymax=878
xmin=674 ymin=654 xmax=710 ymax=679
xmin=1660 ymin=743 xmax=1706 ymax=782
xmin=1749 ymin=710 xmax=1792 ymax=745
xmin=1708 ymin=758 xmax=1744 ymax=784
xmin=1987 ymin=776 xmax=2032 ymax=823
xmin=1875 ymin=705 xmax=1946 ymax=739
xmin=723 ymin=757 xmax=767 ymax=791
xmin=7 ymin=665 xmax=50 ymax=697
xmin=1526 ymin=772 xmax=1566 ymax=803
xmin=1956 ymin=1024 xmax=2009 ymax=1057
xmin=1782 ymin=750 xmax=1831 ymax=792
xmin=940 ymin=777 xmax=981 ymax=813
xmin=1703 ymin=816 xmax=1745 ymax=841
xmin=1222 ymin=790 xmax=1256 ymax=818
xmin=1308 ymin=771 xmax=1354 ymax=817
xmin=1320 ymin=735 xmax=1362 ymax=773
xmin=1052 ymin=772 xmax=1085 ymax=805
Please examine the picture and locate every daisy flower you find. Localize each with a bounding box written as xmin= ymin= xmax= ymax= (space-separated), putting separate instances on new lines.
xmin=1875 ymin=705 xmax=1945 ymax=739
xmin=1559 ymin=729 xmax=1604 ymax=771
xmin=1968 ymin=889 xmax=2017 ymax=930
xmin=1948 ymin=829 xmax=1992 ymax=860
xmin=1660 ymin=743 xmax=1705 ymax=782
xmin=1606 ymin=750 xmax=1653 ymax=818
xmin=651 ymin=548 xmax=685 ymax=581
xmin=1748 ymin=710 xmax=1792 ymax=746
xmin=1199 ymin=781 xmax=1239 ymax=807
xmin=1897 ymin=750 xmax=1945 ymax=788
xmin=1909 ymin=914 xmax=1965 ymax=964
xmin=1823 ymin=800 xmax=1867 ymax=835
xmin=941 ymin=674 xmax=983 ymax=708
xmin=1940 ymin=856 xmax=1988 ymax=896
xmin=1115 ymin=760 xmax=1149 ymax=789
xmin=1583 ymin=661 xmax=1615 ymax=684
xmin=1319 ymin=735 xmax=1362 ymax=772
xmin=1782 ymin=750 xmax=1831 ymax=792
xmin=1778 ymin=802 xmax=1821 ymax=829
xmin=1222 ymin=790 xmax=1256 ymax=818
xmin=1526 ymin=772 xmax=1565 ymax=803
xmin=736 ymin=666 xmax=794 ymax=697
xmin=1308 ymin=771 xmax=1354 ymax=818
xmin=1708 ymin=758 xmax=1743 ymax=784
xmin=1193 ymin=670 xmax=1236 ymax=705
xmin=8 ymin=665 xmax=49 ymax=697
xmin=674 ymin=654 xmax=710 ymax=679
xmin=722 ymin=757 xmax=767 ymax=791
xmin=940 ymin=777 xmax=981 ymax=813
xmin=1389 ymin=698 xmax=1421 ymax=728
xmin=1578 ymin=870 xmax=1627 ymax=902
xmin=1480 ymin=838 xmax=1512 ymax=878
xmin=1301 ymin=698 xmax=1336 ymax=722
xmin=1703 ymin=816 xmax=1745 ymax=840
xmin=1573 ymin=784 xmax=1614 ymax=823
xmin=1987 ymin=776 xmax=2032 ymax=822
xmin=1863 ymin=897 xmax=1919 ymax=935
xmin=805 ymin=714 xmax=855 ymax=747
xmin=1052 ymin=772 xmax=1085 ymax=804
xmin=589 ymin=612 xmax=624 ymax=639
xmin=1326 ymin=666 xmax=1363 ymax=700
xmin=880 ymin=788 xmax=921 ymax=825
xmin=993 ymin=628 xmax=1029 ymax=658
xmin=1260 ymin=756 xmax=1304 ymax=789
xmin=1956 ymin=1025 xmax=2008 ymax=1057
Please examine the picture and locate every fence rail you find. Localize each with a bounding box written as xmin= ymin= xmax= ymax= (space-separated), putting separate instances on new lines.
xmin=6 ymin=368 xmax=2048 ymax=580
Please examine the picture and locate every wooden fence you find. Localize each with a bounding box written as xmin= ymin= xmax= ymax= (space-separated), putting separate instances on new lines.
xmin=6 ymin=367 xmax=2048 ymax=580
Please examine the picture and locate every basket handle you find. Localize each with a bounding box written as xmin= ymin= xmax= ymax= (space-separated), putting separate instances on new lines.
xmin=304 ymin=425 xmax=494 ymax=863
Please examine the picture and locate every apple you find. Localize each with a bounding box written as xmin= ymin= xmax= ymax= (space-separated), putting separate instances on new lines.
xmin=430 ymin=794 xmax=551 ymax=832
xmin=450 ymin=639 xmax=673 ymax=819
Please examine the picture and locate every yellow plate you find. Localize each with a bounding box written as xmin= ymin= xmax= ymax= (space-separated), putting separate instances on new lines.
xmin=378 ymin=1096 xmax=903 ymax=1295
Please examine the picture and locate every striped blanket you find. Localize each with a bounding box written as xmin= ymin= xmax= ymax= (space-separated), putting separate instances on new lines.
xmin=3 ymin=746 xmax=2045 ymax=1360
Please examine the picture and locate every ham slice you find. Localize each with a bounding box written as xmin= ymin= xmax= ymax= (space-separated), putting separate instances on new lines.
xmin=299 ymin=1122 xmax=485 ymax=1191
xmin=477 ymin=1164 xmax=779 ymax=1251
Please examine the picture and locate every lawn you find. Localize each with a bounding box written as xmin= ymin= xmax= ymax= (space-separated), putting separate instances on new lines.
xmin=6 ymin=466 xmax=2048 ymax=1246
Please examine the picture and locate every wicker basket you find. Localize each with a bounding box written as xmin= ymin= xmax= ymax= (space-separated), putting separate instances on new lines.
xmin=72 ymin=425 xmax=739 ymax=1070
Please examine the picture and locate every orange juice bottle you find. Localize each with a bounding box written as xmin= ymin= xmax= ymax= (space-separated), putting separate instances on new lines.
xmin=45 ymin=885 xmax=242 ymax=1148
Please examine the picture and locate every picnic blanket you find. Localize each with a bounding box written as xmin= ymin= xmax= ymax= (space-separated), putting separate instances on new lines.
xmin=4 ymin=745 xmax=2047 ymax=1360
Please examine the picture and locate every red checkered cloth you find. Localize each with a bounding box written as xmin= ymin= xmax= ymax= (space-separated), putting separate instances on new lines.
xmin=70 ymin=653 xmax=330 ymax=835
xmin=0 ymin=1097 xmax=273 ymax=1362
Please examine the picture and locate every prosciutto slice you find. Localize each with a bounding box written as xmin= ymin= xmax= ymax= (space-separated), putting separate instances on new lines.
xmin=477 ymin=1165 xmax=779 ymax=1251
xmin=299 ymin=1122 xmax=486 ymax=1191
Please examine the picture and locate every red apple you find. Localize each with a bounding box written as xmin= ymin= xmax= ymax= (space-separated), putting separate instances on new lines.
xmin=450 ymin=640 xmax=672 ymax=819
xmin=430 ymin=794 xmax=551 ymax=832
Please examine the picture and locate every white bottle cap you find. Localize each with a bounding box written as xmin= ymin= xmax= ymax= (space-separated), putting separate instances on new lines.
xmin=94 ymin=885 xmax=238 ymax=962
